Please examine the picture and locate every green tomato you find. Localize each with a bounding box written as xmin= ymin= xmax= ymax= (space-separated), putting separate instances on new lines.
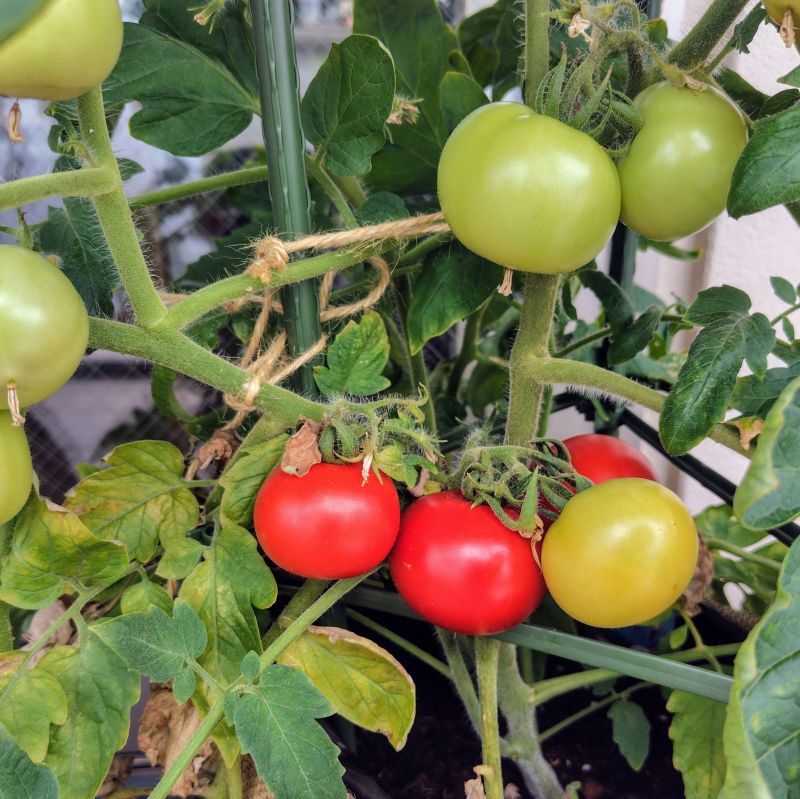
xmin=763 ymin=0 xmax=800 ymax=26
xmin=617 ymin=82 xmax=748 ymax=242
xmin=0 ymin=246 xmax=89 ymax=409
xmin=542 ymin=478 xmax=698 ymax=628
xmin=0 ymin=0 xmax=123 ymax=101
xmin=0 ymin=412 xmax=33 ymax=526
xmin=437 ymin=103 xmax=621 ymax=274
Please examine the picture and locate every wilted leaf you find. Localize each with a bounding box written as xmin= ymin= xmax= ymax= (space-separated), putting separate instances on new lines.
xmin=0 ymin=498 xmax=129 ymax=609
xmin=314 ymin=312 xmax=391 ymax=397
xmin=219 ymin=435 xmax=288 ymax=526
xmin=225 ymin=665 xmax=346 ymax=799
xmin=280 ymin=422 xmax=322 ymax=478
xmin=668 ymin=691 xmax=727 ymax=799
xmin=301 ymin=35 xmax=395 ymax=176
xmin=278 ymin=625 xmax=416 ymax=750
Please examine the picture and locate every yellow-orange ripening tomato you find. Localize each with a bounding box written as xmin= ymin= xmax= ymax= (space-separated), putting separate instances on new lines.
xmin=0 ymin=246 xmax=89 ymax=409
xmin=437 ymin=103 xmax=621 ymax=274
xmin=0 ymin=411 xmax=33 ymax=526
xmin=542 ymin=478 xmax=698 ymax=628
xmin=617 ymin=82 xmax=748 ymax=242
xmin=0 ymin=0 xmax=123 ymax=101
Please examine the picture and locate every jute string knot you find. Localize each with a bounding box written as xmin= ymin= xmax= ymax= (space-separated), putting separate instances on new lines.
xmin=250 ymin=236 xmax=290 ymax=283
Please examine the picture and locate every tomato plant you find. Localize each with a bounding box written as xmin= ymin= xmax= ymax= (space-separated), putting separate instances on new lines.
xmin=254 ymin=462 xmax=401 ymax=579
xmin=0 ymin=245 xmax=89 ymax=409
xmin=0 ymin=0 xmax=123 ymax=101
xmin=389 ymin=492 xmax=545 ymax=635
xmin=563 ymin=433 xmax=658 ymax=484
xmin=542 ymin=478 xmax=699 ymax=628
xmin=437 ymin=103 xmax=620 ymax=273
xmin=0 ymin=411 xmax=32 ymax=525
xmin=0 ymin=1 xmax=797 ymax=799
xmin=617 ymin=82 xmax=748 ymax=241
xmin=764 ymin=0 xmax=800 ymax=25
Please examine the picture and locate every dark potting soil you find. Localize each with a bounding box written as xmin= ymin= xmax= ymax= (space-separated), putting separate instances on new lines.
xmin=348 ymin=616 xmax=687 ymax=799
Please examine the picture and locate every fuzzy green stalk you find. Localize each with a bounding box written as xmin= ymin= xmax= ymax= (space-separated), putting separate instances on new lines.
xmin=262 ymin=579 xmax=329 ymax=647
xmin=667 ymin=0 xmax=751 ymax=70
xmin=0 ymin=603 xmax=12 ymax=653
xmin=0 ymin=166 xmax=117 ymax=213
xmin=75 ymin=88 xmax=168 ymax=328
xmin=476 ymin=637 xmax=504 ymax=799
xmin=437 ymin=628 xmax=481 ymax=733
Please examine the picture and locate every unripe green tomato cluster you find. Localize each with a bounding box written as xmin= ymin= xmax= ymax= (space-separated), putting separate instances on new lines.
xmin=0 ymin=246 xmax=89 ymax=525
xmin=0 ymin=0 xmax=123 ymax=101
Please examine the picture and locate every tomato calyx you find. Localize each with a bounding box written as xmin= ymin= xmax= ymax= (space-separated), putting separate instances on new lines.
xmin=454 ymin=435 xmax=591 ymax=542
xmin=278 ymin=397 xmax=442 ymax=491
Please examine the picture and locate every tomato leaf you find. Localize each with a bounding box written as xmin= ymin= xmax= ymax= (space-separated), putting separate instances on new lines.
xmin=0 ymin=498 xmax=129 ymax=610
xmin=65 ymin=440 xmax=201 ymax=576
xmin=578 ymin=270 xmax=635 ymax=334
xmin=660 ymin=286 xmax=774 ymax=455
xmin=734 ymin=376 xmax=800 ymax=530
xmin=219 ymin=435 xmax=288 ymax=527
xmin=780 ymin=65 xmax=800 ymax=89
xmin=407 ymin=245 xmax=503 ymax=356
xmin=439 ymin=71 xmax=489 ymax=133
xmin=93 ymin=600 xmax=207 ymax=682
xmin=719 ymin=537 xmax=800 ymax=799
xmin=353 ymin=0 xmax=459 ymax=193
xmin=695 ymin=505 xmax=766 ymax=549
xmin=727 ymin=103 xmax=800 ymax=218
xmin=104 ymin=23 xmax=256 ymax=156
xmin=301 ymin=35 xmax=395 ymax=177
xmin=732 ymin=362 xmax=800 ymax=418
xmin=278 ymin=625 xmax=416 ymax=750
xmin=607 ymin=699 xmax=650 ymax=772
xmin=667 ymin=691 xmax=727 ymax=799
xmin=120 ymin=580 xmax=174 ymax=615
xmin=38 ymin=636 xmax=140 ymax=799
xmin=608 ymin=306 xmax=662 ymax=365
xmin=770 ymin=275 xmax=797 ymax=304
xmin=224 ymin=665 xmax=346 ymax=799
xmin=0 ymin=653 xmax=68 ymax=763
xmin=0 ymin=724 xmax=58 ymax=799
xmin=180 ymin=526 xmax=277 ymax=694
xmin=314 ymin=311 xmax=391 ymax=397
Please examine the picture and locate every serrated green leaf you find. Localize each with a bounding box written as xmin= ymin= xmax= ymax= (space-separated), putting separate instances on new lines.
xmin=314 ymin=311 xmax=391 ymax=397
xmin=65 ymin=440 xmax=200 ymax=571
xmin=439 ymin=71 xmax=489 ymax=133
xmin=172 ymin=665 xmax=197 ymax=705
xmin=729 ymin=4 xmax=767 ymax=55
xmin=660 ymin=286 xmax=774 ymax=455
xmin=241 ymin=651 xmax=260 ymax=682
xmin=219 ymin=436 xmax=288 ymax=527
xmin=695 ymin=505 xmax=766 ymax=549
xmin=39 ymin=636 xmax=140 ymax=799
xmin=225 ymin=665 xmax=346 ymax=799
xmin=93 ymin=600 xmax=207 ymax=682
xmin=407 ymin=245 xmax=502 ymax=355
xmin=0 ymin=724 xmax=58 ymax=799
xmin=770 ymin=276 xmax=797 ymax=305
xmin=279 ymin=625 xmax=416 ymax=750
xmin=104 ymin=23 xmax=256 ymax=156
xmin=667 ymin=691 xmax=726 ymax=799
xmin=0 ymin=498 xmax=129 ymax=609
xmin=734 ymin=376 xmax=800 ymax=529
xmin=0 ymin=653 xmax=68 ymax=763
xmin=578 ymin=270 xmax=635 ymax=334
xmin=353 ymin=0 xmax=458 ymax=193
xmin=120 ymin=580 xmax=174 ymax=615
xmin=728 ymin=103 xmax=800 ymax=218
xmin=608 ymin=306 xmax=662 ymax=365
xmin=608 ymin=699 xmax=650 ymax=771
xmin=719 ymin=537 xmax=800 ymax=799
xmin=354 ymin=192 xmax=409 ymax=224
xmin=180 ymin=526 xmax=276 ymax=693
xmin=732 ymin=362 xmax=800 ymax=418
xmin=301 ymin=35 xmax=395 ymax=177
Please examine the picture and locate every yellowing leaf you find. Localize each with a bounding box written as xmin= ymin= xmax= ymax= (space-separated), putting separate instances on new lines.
xmin=279 ymin=625 xmax=415 ymax=750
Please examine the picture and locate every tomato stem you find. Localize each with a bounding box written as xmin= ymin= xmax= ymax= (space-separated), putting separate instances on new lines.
xmin=437 ymin=629 xmax=481 ymax=734
xmin=476 ymin=636 xmax=504 ymax=799
xmin=0 ymin=603 xmax=12 ymax=653
xmin=667 ymin=0 xmax=751 ymax=70
xmin=262 ymin=579 xmax=329 ymax=648
xmin=0 ymin=166 xmax=117 ymax=213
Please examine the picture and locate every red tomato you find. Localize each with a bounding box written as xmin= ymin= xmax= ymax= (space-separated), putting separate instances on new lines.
xmin=254 ymin=462 xmax=400 ymax=579
xmin=563 ymin=434 xmax=658 ymax=484
xmin=389 ymin=492 xmax=546 ymax=635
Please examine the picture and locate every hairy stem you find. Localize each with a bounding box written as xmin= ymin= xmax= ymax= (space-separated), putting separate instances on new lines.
xmin=705 ymin=537 xmax=782 ymax=571
xmin=76 ymin=88 xmax=167 ymax=328
xmin=262 ymin=579 xmax=329 ymax=647
xmin=667 ymin=0 xmax=751 ymax=69
xmin=476 ymin=637 xmax=504 ymax=799
xmin=0 ymin=166 xmax=117 ymax=213
xmin=437 ymin=628 xmax=481 ymax=734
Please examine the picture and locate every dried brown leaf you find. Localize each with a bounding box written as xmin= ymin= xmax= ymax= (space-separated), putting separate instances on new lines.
xmin=682 ymin=534 xmax=713 ymax=616
xmin=97 ymin=754 xmax=134 ymax=797
xmin=280 ymin=419 xmax=322 ymax=477
xmin=733 ymin=417 xmax=764 ymax=450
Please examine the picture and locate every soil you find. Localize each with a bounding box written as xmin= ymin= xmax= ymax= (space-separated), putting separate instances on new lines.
xmin=347 ymin=614 xmax=688 ymax=799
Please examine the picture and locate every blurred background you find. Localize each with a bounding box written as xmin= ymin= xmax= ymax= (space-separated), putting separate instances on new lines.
xmin=0 ymin=0 xmax=796 ymax=513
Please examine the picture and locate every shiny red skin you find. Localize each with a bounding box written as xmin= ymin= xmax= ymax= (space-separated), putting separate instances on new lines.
xmin=563 ymin=434 xmax=658 ymax=484
xmin=389 ymin=492 xmax=546 ymax=635
xmin=254 ymin=462 xmax=401 ymax=579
